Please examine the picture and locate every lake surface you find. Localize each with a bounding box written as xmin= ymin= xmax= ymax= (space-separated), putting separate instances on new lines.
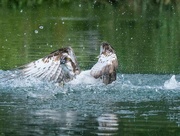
xmin=0 ymin=2 xmax=180 ymax=136
xmin=0 ymin=71 xmax=180 ymax=136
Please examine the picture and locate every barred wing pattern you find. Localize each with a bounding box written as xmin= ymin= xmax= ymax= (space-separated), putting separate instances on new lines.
xmin=21 ymin=47 xmax=80 ymax=83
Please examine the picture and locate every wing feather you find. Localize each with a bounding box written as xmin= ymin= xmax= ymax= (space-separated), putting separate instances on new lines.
xmin=22 ymin=57 xmax=64 ymax=83
xmin=49 ymin=64 xmax=62 ymax=81
xmin=52 ymin=66 xmax=63 ymax=83
xmin=90 ymin=43 xmax=118 ymax=84
xmin=90 ymin=54 xmax=117 ymax=78
xmin=20 ymin=47 xmax=80 ymax=83
xmin=24 ymin=59 xmax=52 ymax=77
xmin=38 ymin=61 xmax=59 ymax=81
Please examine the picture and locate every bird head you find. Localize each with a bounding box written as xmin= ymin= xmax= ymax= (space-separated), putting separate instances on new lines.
xmin=100 ymin=42 xmax=115 ymax=56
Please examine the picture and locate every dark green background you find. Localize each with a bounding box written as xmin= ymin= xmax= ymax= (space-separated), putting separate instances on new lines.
xmin=0 ymin=0 xmax=179 ymax=74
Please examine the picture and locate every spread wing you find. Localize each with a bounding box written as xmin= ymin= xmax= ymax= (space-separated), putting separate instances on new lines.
xmin=90 ymin=43 xmax=118 ymax=84
xmin=20 ymin=47 xmax=80 ymax=83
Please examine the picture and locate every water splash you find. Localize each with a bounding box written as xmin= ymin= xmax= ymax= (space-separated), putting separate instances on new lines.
xmin=0 ymin=70 xmax=65 ymax=99
xmin=164 ymin=75 xmax=180 ymax=89
xmin=1 ymin=70 xmax=180 ymax=103
xmin=1 ymin=70 xmax=180 ymax=132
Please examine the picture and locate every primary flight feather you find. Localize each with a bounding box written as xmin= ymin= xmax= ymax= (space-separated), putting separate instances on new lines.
xmin=20 ymin=47 xmax=80 ymax=84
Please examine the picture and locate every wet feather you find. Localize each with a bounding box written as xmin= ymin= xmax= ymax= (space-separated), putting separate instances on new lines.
xmin=19 ymin=47 xmax=80 ymax=83
xmin=90 ymin=42 xmax=118 ymax=84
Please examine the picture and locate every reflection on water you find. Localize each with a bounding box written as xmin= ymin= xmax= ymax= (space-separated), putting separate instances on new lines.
xmin=97 ymin=114 xmax=118 ymax=136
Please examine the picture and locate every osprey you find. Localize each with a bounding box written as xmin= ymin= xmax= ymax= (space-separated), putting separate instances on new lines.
xmin=20 ymin=43 xmax=118 ymax=85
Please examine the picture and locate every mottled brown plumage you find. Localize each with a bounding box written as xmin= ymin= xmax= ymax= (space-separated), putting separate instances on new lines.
xmin=20 ymin=47 xmax=80 ymax=84
xmin=90 ymin=42 xmax=118 ymax=84
xmin=20 ymin=43 xmax=118 ymax=85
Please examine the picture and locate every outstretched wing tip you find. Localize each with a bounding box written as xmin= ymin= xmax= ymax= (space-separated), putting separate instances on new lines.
xmin=19 ymin=46 xmax=80 ymax=83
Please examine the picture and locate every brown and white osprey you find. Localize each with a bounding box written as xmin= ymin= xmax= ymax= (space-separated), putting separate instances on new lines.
xmin=20 ymin=43 xmax=118 ymax=85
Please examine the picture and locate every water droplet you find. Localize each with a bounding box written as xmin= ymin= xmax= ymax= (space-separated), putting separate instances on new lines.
xmin=39 ymin=26 xmax=44 ymax=29
xmin=116 ymin=28 xmax=118 ymax=31
xmin=79 ymin=4 xmax=81 ymax=7
xmin=20 ymin=9 xmax=23 ymax=13
xmin=62 ymin=22 xmax=64 ymax=24
xmin=34 ymin=30 xmax=38 ymax=34
xmin=131 ymin=37 xmax=133 ymax=40
xmin=84 ymin=114 xmax=88 ymax=117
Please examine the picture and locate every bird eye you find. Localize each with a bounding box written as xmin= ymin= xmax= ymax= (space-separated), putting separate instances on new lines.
xmin=60 ymin=56 xmax=71 ymax=64
xmin=60 ymin=59 xmax=66 ymax=64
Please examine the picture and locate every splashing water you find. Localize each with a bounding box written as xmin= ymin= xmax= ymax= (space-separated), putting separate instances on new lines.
xmin=0 ymin=70 xmax=66 ymax=99
xmin=1 ymin=70 xmax=180 ymax=103
xmin=164 ymin=75 xmax=180 ymax=89
xmin=1 ymin=70 xmax=180 ymax=136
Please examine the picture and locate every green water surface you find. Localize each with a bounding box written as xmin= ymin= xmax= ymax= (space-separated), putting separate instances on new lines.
xmin=0 ymin=2 xmax=179 ymax=74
